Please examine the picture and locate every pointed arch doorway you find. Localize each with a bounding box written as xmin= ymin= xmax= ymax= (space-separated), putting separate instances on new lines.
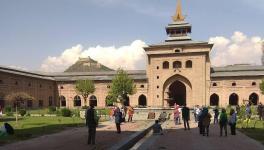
xmin=168 ymin=80 xmax=186 ymax=106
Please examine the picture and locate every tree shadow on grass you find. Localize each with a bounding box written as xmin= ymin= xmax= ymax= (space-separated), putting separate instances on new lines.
xmin=0 ymin=117 xmax=23 ymax=122
xmin=0 ymin=123 xmax=84 ymax=146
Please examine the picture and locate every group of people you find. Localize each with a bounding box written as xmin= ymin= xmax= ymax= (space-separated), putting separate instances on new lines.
xmin=85 ymin=104 xmax=134 ymax=145
xmin=173 ymin=105 xmax=238 ymax=137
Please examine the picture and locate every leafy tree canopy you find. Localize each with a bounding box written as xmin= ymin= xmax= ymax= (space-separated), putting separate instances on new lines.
xmin=75 ymin=80 xmax=95 ymax=106
xmin=5 ymin=92 xmax=34 ymax=102
xmin=108 ymin=69 xmax=136 ymax=104
xmin=259 ymin=79 xmax=264 ymax=94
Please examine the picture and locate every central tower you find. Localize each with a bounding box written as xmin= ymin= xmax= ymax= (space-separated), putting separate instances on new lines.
xmin=144 ymin=0 xmax=213 ymax=107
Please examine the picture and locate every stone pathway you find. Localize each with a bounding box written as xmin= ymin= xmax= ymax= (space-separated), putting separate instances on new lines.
xmin=144 ymin=121 xmax=264 ymax=150
xmin=0 ymin=121 xmax=149 ymax=150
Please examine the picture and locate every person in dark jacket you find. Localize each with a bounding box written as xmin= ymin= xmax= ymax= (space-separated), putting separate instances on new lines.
xmin=85 ymin=105 xmax=98 ymax=145
xmin=213 ymin=108 xmax=219 ymax=124
xmin=219 ymin=108 xmax=228 ymax=136
xmin=182 ymin=104 xmax=190 ymax=130
xmin=114 ymin=107 xmax=122 ymax=133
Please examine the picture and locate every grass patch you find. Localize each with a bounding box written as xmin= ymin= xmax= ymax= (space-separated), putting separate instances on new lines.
xmin=0 ymin=116 xmax=85 ymax=145
xmin=237 ymin=120 xmax=264 ymax=145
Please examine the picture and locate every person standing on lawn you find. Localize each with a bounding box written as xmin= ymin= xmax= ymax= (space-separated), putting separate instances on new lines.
xmin=85 ymin=105 xmax=98 ymax=145
xmin=219 ymin=108 xmax=228 ymax=137
xmin=229 ymin=108 xmax=237 ymax=135
xmin=182 ymin=104 xmax=190 ymax=130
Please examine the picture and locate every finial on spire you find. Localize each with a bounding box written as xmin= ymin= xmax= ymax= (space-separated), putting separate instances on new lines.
xmin=172 ymin=0 xmax=185 ymax=22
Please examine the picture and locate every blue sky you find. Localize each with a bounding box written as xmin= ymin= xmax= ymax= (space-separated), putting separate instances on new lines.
xmin=0 ymin=0 xmax=263 ymax=71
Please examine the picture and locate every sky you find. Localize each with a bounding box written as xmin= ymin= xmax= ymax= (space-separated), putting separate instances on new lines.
xmin=0 ymin=0 xmax=264 ymax=72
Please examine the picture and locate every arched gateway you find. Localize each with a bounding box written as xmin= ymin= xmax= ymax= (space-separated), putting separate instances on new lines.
xmin=163 ymin=74 xmax=192 ymax=107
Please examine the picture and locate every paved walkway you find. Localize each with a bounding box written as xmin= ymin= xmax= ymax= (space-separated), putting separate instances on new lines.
xmin=0 ymin=121 xmax=149 ymax=150
xmin=143 ymin=121 xmax=264 ymax=150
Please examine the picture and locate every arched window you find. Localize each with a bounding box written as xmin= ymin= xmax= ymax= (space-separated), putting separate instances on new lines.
xmin=212 ymin=83 xmax=217 ymax=87
xmin=59 ymin=96 xmax=66 ymax=107
xmin=229 ymin=93 xmax=239 ymax=106
xmin=74 ymin=96 xmax=81 ymax=107
xmin=210 ymin=94 xmax=219 ymax=106
xmin=252 ymin=82 xmax=256 ymax=86
xmin=48 ymin=96 xmax=53 ymax=106
xmin=249 ymin=93 xmax=258 ymax=105
xmin=173 ymin=61 xmax=182 ymax=68
xmin=89 ymin=95 xmax=97 ymax=107
xmin=105 ymin=95 xmax=113 ymax=106
xmin=163 ymin=61 xmax=169 ymax=69
xmin=232 ymin=82 xmax=236 ymax=86
xmin=185 ymin=60 xmax=192 ymax=68
xmin=138 ymin=95 xmax=147 ymax=107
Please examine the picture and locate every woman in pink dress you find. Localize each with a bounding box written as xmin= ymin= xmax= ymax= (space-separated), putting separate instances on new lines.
xmin=174 ymin=105 xmax=181 ymax=125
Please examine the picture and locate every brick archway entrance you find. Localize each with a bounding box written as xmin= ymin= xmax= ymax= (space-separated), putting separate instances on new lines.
xmin=163 ymin=74 xmax=192 ymax=107
xmin=168 ymin=81 xmax=186 ymax=106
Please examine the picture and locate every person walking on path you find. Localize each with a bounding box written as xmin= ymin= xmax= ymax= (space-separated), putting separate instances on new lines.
xmin=85 ymin=105 xmax=98 ymax=145
xmin=174 ymin=105 xmax=181 ymax=125
xmin=193 ymin=105 xmax=200 ymax=122
xmin=229 ymin=108 xmax=237 ymax=135
xmin=114 ymin=107 xmax=122 ymax=134
xmin=202 ymin=108 xmax=212 ymax=136
xmin=213 ymin=107 xmax=219 ymax=124
xmin=127 ymin=106 xmax=134 ymax=122
xmin=219 ymin=108 xmax=228 ymax=137
xmin=198 ymin=107 xmax=204 ymax=134
xmin=182 ymin=104 xmax=190 ymax=130
xmin=257 ymin=103 xmax=263 ymax=120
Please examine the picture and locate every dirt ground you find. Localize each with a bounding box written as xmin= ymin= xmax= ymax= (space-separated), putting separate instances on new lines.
xmin=0 ymin=121 xmax=149 ymax=150
xmin=146 ymin=121 xmax=264 ymax=150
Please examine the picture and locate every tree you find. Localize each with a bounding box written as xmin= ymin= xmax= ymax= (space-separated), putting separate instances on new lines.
xmin=260 ymin=79 xmax=264 ymax=94
xmin=108 ymin=69 xmax=136 ymax=105
xmin=75 ymin=80 xmax=95 ymax=106
xmin=5 ymin=92 xmax=34 ymax=123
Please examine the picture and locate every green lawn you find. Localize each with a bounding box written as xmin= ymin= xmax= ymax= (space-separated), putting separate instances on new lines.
xmin=0 ymin=116 xmax=85 ymax=145
xmin=237 ymin=119 xmax=264 ymax=145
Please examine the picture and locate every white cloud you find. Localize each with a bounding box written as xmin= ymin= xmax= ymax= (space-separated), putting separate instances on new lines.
xmin=40 ymin=40 xmax=147 ymax=72
xmin=209 ymin=31 xmax=263 ymax=67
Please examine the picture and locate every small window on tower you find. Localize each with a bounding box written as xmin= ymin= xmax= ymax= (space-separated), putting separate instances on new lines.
xmin=232 ymin=82 xmax=236 ymax=87
xmin=175 ymin=49 xmax=181 ymax=53
xmin=252 ymin=82 xmax=256 ymax=86
xmin=140 ymin=85 xmax=144 ymax=88
xmin=60 ymin=86 xmax=64 ymax=89
xmin=212 ymin=83 xmax=217 ymax=87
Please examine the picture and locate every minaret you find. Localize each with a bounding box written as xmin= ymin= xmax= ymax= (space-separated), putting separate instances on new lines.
xmin=165 ymin=0 xmax=192 ymax=42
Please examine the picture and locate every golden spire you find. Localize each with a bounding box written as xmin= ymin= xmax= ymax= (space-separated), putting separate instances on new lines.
xmin=172 ymin=0 xmax=185 ymax=22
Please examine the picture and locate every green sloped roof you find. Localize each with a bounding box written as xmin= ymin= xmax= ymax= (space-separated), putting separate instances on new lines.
xmin=64 ymin=57 xmax=114 ymax=72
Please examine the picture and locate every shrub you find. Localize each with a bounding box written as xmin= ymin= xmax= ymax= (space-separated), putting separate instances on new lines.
xmin=19 ymin=109 xmax=27 ymax=117
xmin=61 ymin=108 xmax=72 ymax=117
xmin=72 ymin=109 xmax=80 ymax=117
xmin=48 ymin=106 xmax=56 ymax=113
xmin=6 ymin=112 xmax=14 ymax=116
xmin=4 ymin=106 xmax=12 ymax=113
